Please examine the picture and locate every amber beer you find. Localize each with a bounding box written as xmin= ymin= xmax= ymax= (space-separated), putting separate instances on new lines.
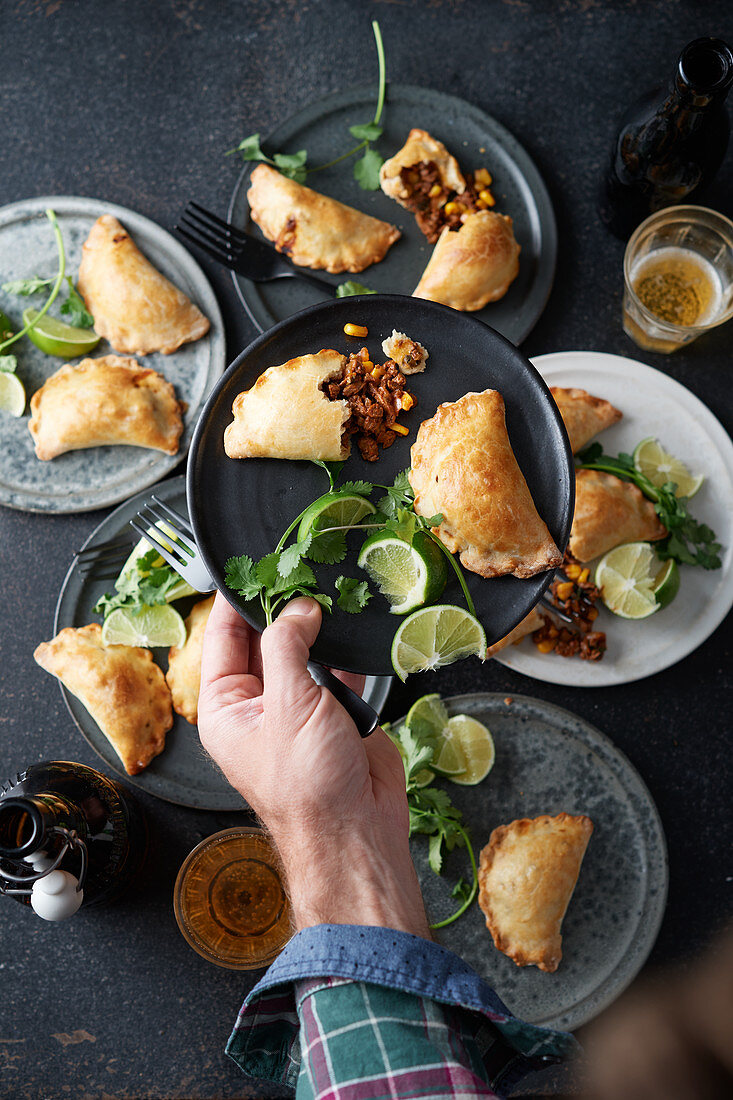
xmin=174 ymin=828 xmax=291 ymax=969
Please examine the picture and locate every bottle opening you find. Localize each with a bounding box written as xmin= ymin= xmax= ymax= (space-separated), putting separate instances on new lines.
xmin=0 ymin=800 xmax=41 ymax=855
xmin=680 ymin=38 xmax=733 ymax=93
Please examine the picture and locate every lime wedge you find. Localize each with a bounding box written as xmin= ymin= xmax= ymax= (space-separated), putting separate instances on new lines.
xmin=0 ymin=371 xmax=25 ymax=417
xmin=435 ymin=715 xmax=495 ymax=785
xmin=633 ymin=437 xmax=703 ymax=499
xmin=101 ymin=605 xmax=187 ymax=649
xmin=595 ymin=541 xmax=659 ymax=619
xmin=297 ymin=490 xmax=377 ymax=541
xmin=391 ymin=604 xmax=487 ymax=681
xmin=22 ymin=308 xmax=100 ymax=359
xmin=116 ymin=524 xmax=197 ymax=601
xmin=358 ymin=531 xmax=447 ymax=614
xmin=406 ymin=692 xmax=449 ymax=740
xmin=651 ymin=558 xmax=680 ymax=609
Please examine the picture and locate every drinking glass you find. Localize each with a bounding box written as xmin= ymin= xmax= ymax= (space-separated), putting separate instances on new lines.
xmin=622 ymin=205 xmax=733 ymax=352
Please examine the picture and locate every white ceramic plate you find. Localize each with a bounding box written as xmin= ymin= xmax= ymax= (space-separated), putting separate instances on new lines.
xmin=494 ymin=351 xmax=733 ymax=687
xmin=0 ymin=196 xmax=225 ymax=513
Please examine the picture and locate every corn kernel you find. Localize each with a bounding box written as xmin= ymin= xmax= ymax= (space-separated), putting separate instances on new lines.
xmin=344 ymin=323 xmax=368 ymax=338
xmin=399 ymin=392 xmax=415 ymax=411
xmin=474 ymin=168 xmax=492 ymax=186
xmin=555 ymin=581 xmax=574 ymax=601
xmin=536 ymin=639 xmax=556 ymax=653
xmin=475 ymin=198 xmax=488 ymax=209
xmin=564 ymin=563 xmax=582 ymax=580
xmin=587 ymin=607 xmax=599 ymax=621
xmin=361 ymin=360 xmax=374 ymax=372
xmin=579 ymin=568 xmax=590 ymax=584
xmin=479 ymin=189 xmax=496 ymax=206
xmin=370 ymin=366 xmax=384 ymax=380
xmin=443 ymin=201 xmax=465 ymax=215
xmin=428 ymin=183 xmax=442 ymax=198
xmin=391 ymin=422 xmax=409 ymax=436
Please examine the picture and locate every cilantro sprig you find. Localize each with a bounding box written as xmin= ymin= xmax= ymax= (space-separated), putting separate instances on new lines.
xmin=0 ymin=209 xmax=66 ymax=360
xmin=94 ymin=548 xmax=189 ymax=617
xmin=2 ymin=274 xmax=94 ymax=329
xmin=228 ymin=20 xmax=387 ymax=190
xmin=577 ymin=443 xmax=723 ymax=570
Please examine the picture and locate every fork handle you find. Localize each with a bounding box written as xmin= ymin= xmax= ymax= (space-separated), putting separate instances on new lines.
xmin=284 ymin=269 xmax=338 ymax=295
xmin=306 ymin=661 xmax=379 ymax=738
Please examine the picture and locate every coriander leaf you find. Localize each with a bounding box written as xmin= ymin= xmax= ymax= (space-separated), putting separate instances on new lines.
xmin=385 ymin=506 xmax=417 ymax=544
xmin=271 ymin=558 xmax=316 ymax=594
xmin=273 ymin=150 xmax=308 ymax=183
xmin=255 ymin=552 xmax=281 ymax=590
xmin=225 ymin=554 xmax=263 ymax=600
xmin=277 ymin=535 xmax=312 ymax=578
xmin=451 ymin=877 xmax=472 ymax=902
xmin=577 ymin=442 xmax=603 ymax=464
xmin=2 ymin=276 xmax=54 ymax=296
xmin=419 ymin=513 xmax=444 ymax=528
xmin=428 ymin=832 xmax=444 ymax=875
xmin=353 ymin=146 xmax=384 ymax=190
xmin=59 ymin=278 xmax=94 ymax=328
xmin=378 ymin=469 xmax=414 ymax=519
xmin=310 ymin=459 xmax=346 ymax=490
xmin=338 ymin=480 xmax=374 ymax=497
xmin=335 ymin=575 xmax=372 ymax=613
xmin=336 ymin=280 xmax=376 ymax=298
xmin=227 ymin=133 xmax=270 ymax=161
xmin=299 ymin=589 xmax=333 ymax=613
xmin=307 ymin=529 xmax=347 ymax=564
xmin=0 ymin=355 xmax=17 ymax=373
xmin=348 ymin=122 xmax=383 ymax=142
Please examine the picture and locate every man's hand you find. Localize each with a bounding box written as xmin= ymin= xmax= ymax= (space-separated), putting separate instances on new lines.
xmin=198 ymin=593 xmax=430 ymax=939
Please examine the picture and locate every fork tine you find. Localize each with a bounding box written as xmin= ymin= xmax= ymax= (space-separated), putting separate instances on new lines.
xmin=174 ymin=224 xmax=235 ymax=266
xmin=79 ymin=551 xmax=129 ymax=578
xmin=75 ymin=536 xmax=133 ymax=562
xmin=129 ymin=518 xmax=186 ymax=570
xmin=185 ymin=202 xmax=248 ymax=244
xmin=136 ymin=502 xmax=196 ymax=557
xmin=150 ymin=496 xmax=194 ymax=539
xmin=179 ymin=212 xmax=240 ymax=256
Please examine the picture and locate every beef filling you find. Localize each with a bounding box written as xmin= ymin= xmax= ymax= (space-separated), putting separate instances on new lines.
xmin=398 ymin=161 xmax=482 ymax=243
xmin=322 ymin=349 xmax=416 ymax=462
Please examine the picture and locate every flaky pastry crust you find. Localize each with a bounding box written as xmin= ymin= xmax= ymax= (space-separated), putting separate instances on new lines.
xmin=569 ymin=469 xmax=666 ymax=561
xmin=379 ymin=128 xmax=465 ymax=203
xmin=412 ymin=211 xmax=520 ymax=311
xmin=550 ymin=387 xmax=622 ymax=455
xmin=166 ymin=595 xmax=215 ymax=726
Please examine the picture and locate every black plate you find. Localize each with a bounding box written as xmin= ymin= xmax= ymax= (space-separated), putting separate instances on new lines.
xmin=187 ymin=296 xmax=574 ymax=675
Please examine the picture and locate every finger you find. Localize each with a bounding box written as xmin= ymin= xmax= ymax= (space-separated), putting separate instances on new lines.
xmin=200 ymin=591 xmax=262 ymax=699
xmin=261 ymin=598 xmax=322 ymax=714
xmin=329 ymin=667 xmax=366 ymax=697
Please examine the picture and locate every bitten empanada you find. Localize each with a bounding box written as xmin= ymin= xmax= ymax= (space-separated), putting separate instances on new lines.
xmin=379 ymin=128 xmax=466 ymax=205
xmin=409 ymin=390 xmax=562 ymax=579
xmin=29 ymin=355 xmax=184 ymax=460
xmin=478 ymin=813 xmax=594 ymax=973
xmin=551 ymin=388 xmax=622 ymax=454
xmin=224 ymin=349 xmax=349 ymax=461
xmin=33 ymin=624 xmax=172 ymax=775
xmin=413 ymin=211 xmax=520 ymax=310
xmin=166 ymin=595 xmax=215 ymax=726
xmin=569 ymin=469 xmax=667 ymax=561
xmin=486 ymin=606 xmax=544 ymax=657
xmin=77 ymin=215 xmax=210 ymax=355
xmin=247 ymin=164 xmax=400 ymax=273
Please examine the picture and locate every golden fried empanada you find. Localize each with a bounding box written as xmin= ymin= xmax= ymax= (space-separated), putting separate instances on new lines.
xmin=224 ymin=349 xmax=349 ymax=461
xmin=34 ymin=624 xmax=172 ymax=775
xmin=486 ymin=606 xmax=544 ymax=657
xmin=379 ymin=128 xmax=465 ymax=205
xmin=409 ymin=390 xmax=562 ymax=579
xmin=77 ymin=215 xmax=210 ymax=355
xmin=413 ymin=211 xmax=520 ymax=310
xmin=551 ymin=388 xmax=622 ymax=454
xmin=166 ymin=595 xmax=214 ymax=726
xmin=247 ymin=164 xmax=400 ymax=273
xmin=29 ymin=355 xmax=184 ymax=460
xmin=478 ymin=813 xmax=593 ymax=973
xmin=569 ymin=469 xmax=666 ymax=562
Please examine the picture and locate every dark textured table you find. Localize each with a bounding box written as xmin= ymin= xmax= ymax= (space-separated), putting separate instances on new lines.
xmin=1 ymin=2 xmax=732 ymax=1098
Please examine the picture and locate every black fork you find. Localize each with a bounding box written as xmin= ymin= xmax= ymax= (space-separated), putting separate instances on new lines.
xmin=175 ymin=202 xmax=338 ymax=294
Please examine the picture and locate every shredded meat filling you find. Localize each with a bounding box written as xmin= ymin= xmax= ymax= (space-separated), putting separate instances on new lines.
xmin=398 ymin=161 xmax=482 ymax=243
xmin=532 ymin=552 xmax=607 ymax=661
xmin=322 ymin=349 xmax=416 ymax=462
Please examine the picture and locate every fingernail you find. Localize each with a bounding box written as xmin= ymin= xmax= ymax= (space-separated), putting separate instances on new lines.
xmin=279 ymin=597 xmax=317 ymax=618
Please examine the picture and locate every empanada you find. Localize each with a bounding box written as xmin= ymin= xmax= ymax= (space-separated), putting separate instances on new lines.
xmin=486 ymin=606 xmax=544 ymax=657
xmin=409 ymin=390 xmax=562 ymax=579
xmin=224 ymin=349 xmax=349 ymax=461
xmin=413 ymin=211 xmax=520 ymax=310
xmin=77 ymin=215 xmax=210 ymax=355
xmin=247 ymin=164 xmax=400 ymax=273
xmin=379 ymin=128 xmax=465 ymax=205
xmin=29 ymin=355 xmax=184 ymax=460
xmin=478 ymin=813 xmax=593 ymax=973
xmin=570 ymin=469 xmax=666 ymax=561
xmin=551 ymin=388 xmax=622 ymax=454
xmin=34 ymin=624 xmax=172 ymax=775
xmin=166 ymin=595 xmax=214 ymax=726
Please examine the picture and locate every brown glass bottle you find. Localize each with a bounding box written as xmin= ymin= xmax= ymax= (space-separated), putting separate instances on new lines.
xmin=0 ymin=761 xmax=147 ymax=910
xmin=600 ymin=37 xmax=733 ymax=239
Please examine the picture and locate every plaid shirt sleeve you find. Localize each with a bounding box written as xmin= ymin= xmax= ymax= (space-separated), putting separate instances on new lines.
xmin=226 ymin=925 xmax=579 ymax=1098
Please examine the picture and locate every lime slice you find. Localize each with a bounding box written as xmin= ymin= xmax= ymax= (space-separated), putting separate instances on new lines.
xmin=651 ymin=558 xmax=680 ymax=609
xmin=358 ymin=531 xmax=447 ymax=614
xmin=633 ymin=437 xmax=703 ymax=499
xmin=22 ymin=308 xmax=100 ymax=359
xmin=595 ymin=541 xmax=659 ymax=619
xmin=391 ymin=604 xmax=487 ymax=681
xmin=297 ymin=490 xmax=377 ymax=541
xmin=0 ymin=371 xmax=25 ymax=417
xmin=436 ymin=715 xmax=495 ymax=786
xmin=101 ymin=605 xmax=187 ymax=649
xmin=116 ymin=524 xmax=197 ymax=601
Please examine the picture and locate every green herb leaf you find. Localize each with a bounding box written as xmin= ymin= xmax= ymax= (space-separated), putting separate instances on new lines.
xmin=348 ymin=122 xmax=383 ymax=142
xmin=451 ymin=877 xmax=472 ymax=902
xmin=0 ymin=355 xmax=17 ymax=373
xmin=272 ymin=149 xmax=308 ymax=182
xmin=336 ymin=280 xmax=377 ymax=298
xmin=271 ymin=558 xmax=316 ymax=595
xmin=307 ymin=529 xmax=348 ymax=564
xmin=59 ymin=278 xmax=94 ymax=328
xmin=1 ymin=276 xmax=55 ymax=296
xmin=311 ymin=459 xmax=347 ymax=490
xmin=428 ymin=832 xmax=444 ymax=874
xmin=353 ymin=146 xmax=384 ymax=190
xmin=227 ymin=133 xmax=270 ymax=161
xmin=225 ymin=554 xmax=263 ymax=600
xmin=335 ymin=575 xmax=372 ymax=613
xmin=385 ymin=506 xmax=418 ymax=544
xmin=339 ymin=480 xmax=374 ymax=497
xmin=277 ymin=535 xmax=312 ymax=578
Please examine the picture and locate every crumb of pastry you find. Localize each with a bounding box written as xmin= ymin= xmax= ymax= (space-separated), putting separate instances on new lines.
xmin=381 ymin=330 xmax=429 ymax=375
xmin=504 ymin=697 xmax=513 ymax=705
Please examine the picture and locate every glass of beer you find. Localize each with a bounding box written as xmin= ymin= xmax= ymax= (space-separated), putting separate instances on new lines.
xmin=174 ymin=827 xmax=291 ymax=970
xmin=622 ymin=205 xmax=733 ymax=352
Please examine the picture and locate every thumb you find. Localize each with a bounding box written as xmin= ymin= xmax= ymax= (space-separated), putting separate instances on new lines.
xmin=261 ymin=597 xmax=322 ymax=715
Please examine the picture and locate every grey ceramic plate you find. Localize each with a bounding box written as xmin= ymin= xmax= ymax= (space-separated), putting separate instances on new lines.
xmin=405 ymin=693 xmax=668 ymax=1032
xmin=228 ymin=83 xmax=556 ymax=343
xmin=0 ymin=196 xmax=226 ymax=513
xmin=52 ymin=474 xmax=394 ymax=808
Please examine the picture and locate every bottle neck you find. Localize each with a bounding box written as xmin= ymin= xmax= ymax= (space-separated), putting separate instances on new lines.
xmin=0 ymin=794 xmax=86 ymax=859
xmin=674 ymin=37 xmax=733 ymax=107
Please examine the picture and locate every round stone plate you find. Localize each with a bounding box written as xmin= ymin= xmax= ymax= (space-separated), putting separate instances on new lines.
xmin=406 ymin=693 xmax=668 ymax=1032
xmin=53 ymin=474 xmax=394 ymax=808
xmin=228 ymin=83 xmax=556 ymax=344
xmin=0 ymin=196 xmax=225 ymax=513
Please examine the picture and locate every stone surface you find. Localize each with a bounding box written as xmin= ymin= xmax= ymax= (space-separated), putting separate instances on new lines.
xmin=0 ymin=1 xmax=731 ymax=1097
